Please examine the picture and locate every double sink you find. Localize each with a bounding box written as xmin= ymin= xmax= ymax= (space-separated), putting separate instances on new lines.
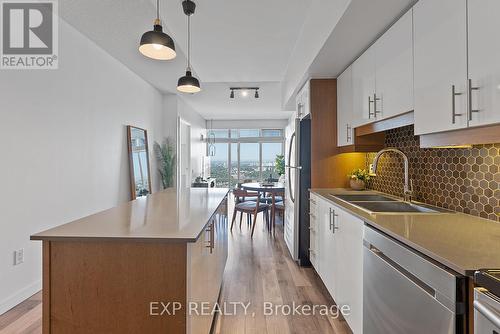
xmin=330 ymin=193 xmax=449 ymax=215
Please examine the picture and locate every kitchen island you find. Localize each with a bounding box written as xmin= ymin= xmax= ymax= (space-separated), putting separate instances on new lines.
xmin=31 ymin=188 xmax=229 ymax=334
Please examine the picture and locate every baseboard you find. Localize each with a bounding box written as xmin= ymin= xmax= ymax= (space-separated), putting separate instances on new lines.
xmin=0 ymin=280 xmax=42 ymax=315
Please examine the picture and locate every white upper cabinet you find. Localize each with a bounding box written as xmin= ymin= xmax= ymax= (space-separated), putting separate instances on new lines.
xmin=413 ymin=0 xmax=468 ymax=135
xmin=352 ymin=46 xmax=377 ymax=124
xmin=337 ymin=66 xmax=354 ymax=147
xmin=296 ymin=81 xmax=310 ymax=120
xmin=467 ymin=0 xmax=500 ymax=128
xmin=374 ymin=10 xmax=414 ymax=120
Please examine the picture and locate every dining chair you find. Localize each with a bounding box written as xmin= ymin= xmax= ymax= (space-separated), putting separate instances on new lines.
xmin=231 ymin=189 xmax=270 ymax=237
xmin=271 ymin=191 xmax=285 ymax=234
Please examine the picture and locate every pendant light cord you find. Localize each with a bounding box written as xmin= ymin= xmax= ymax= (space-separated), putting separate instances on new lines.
xmin=187 ymin=14 xmax=191 ymax=71
xmin=156 ymin=0 xmax=160 ymax=21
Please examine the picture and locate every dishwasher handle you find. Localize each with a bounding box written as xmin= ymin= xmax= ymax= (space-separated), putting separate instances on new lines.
xmin=474 ymin=299 xmax=500 ymax=329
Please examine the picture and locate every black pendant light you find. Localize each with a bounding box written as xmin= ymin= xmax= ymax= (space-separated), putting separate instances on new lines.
xmin=177 ymin=0 xmax=201 ymax=93
xmin=139 ymin=0 xmax=176 ymax=60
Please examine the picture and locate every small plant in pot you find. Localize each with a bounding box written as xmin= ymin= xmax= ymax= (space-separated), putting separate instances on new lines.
xmin=348 ymin=169 xmax=371 ymax=191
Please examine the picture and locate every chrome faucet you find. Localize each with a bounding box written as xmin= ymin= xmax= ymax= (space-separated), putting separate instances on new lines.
xmin=372 ymin=148 xmax=414 ymax=202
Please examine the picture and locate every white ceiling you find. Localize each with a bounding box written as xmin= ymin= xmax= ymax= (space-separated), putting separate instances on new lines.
xmin=162 ymin=0 xmax=312 ymax=83
xmin=59 ymin=0 xmax=421 ymax=120
xmin=180 ymin=82 xmax=289 ymax=120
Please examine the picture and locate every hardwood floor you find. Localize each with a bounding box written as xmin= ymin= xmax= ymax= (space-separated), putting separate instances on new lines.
xmin=0 ymin=292 xmax=42 ymax=334
xmin=0 ymin=211 xmax=350 ymax=334
xmin=213 ymin=213 xmax=351 ymax=334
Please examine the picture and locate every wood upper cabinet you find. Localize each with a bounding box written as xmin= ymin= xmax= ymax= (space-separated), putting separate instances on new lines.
xmin=337 ymin=66 xmax=354 ymax=147
xmin=352 ymin=45 xmax=376 ymax=124
xmin=374 ymin=9 xmax=414 ymax=120
xmin=413 ymin=0 xmax=468 ymax=135
xmin=467 ymin=0 xmax=500 ymax=128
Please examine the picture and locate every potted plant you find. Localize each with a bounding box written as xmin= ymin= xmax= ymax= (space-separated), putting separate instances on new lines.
xmin=348 ymin=169 xmax=371 ymax=190
xmin=275 ymin=154 xmax=285 ymax=183
xmin=154 ymin=138 xmax=176 ymax=189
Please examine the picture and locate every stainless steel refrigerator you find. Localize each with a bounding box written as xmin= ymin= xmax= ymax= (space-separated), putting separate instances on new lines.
xmin=284 ymin=115 xmax=311 ymax=266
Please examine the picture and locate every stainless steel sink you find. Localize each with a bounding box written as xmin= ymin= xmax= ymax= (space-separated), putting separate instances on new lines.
xmin=330 ymin=193 xmax=450 ymax=214
xmin=332 ymin=194 xmax=397 ymax=202
xmin=348 ymin=201 xmax=449 ymax=214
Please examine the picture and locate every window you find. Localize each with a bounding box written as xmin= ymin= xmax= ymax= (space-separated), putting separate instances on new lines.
xmin=210 ymin=143 xmax=229 ymax=187
xmin=207 ymin=128 xmax=284 ymax=187
xmin=239 ymin=129 xmax=260 ymax=138
xmin=209 ymin=129 xmax=229 ymax=139
xmin=262 ymin=142 xmax=283 ymax=181
xmin=230 ymin=143 xmax=238 ymax=188
xmin=239 ymin=143 xmax=260 ymax=182
xmin=261 ymin=129 xmax=283 ymax=137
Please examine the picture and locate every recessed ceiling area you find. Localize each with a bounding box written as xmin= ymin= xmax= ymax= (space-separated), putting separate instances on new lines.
xmin=180 ymin=82 xmax=289 ymax=120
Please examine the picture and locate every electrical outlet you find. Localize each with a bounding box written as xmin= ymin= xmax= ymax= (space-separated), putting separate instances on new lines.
xmin=369 ymin=163 xmax=375 ymax=175
xmin=13 ymin=249 xmax=24 ymax=266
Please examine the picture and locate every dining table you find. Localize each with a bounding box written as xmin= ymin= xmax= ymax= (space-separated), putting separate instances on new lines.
xmin=241 ymin=182 xmax=285 ymax=233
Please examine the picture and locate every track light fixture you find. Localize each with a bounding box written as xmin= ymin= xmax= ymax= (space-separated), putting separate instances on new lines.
xmin=139 ymin=0 xmax=176 ymax=60
xmin=177 ymin=0 xmax=201 ymax=93
xmin=229 ymin=87 xmax=260 ymax=99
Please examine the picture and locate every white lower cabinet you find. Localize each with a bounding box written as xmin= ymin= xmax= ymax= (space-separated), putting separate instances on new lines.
xmin=313 ymin=195 xmax=364 ymax=334
xmin=309 ymin=193 xmax=320 ymax=270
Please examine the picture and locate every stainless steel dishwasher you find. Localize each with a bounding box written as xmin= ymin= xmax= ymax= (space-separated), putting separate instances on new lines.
xmin=363 ymin=226 xmax=467 ymax=334
xmin=474 ymin=270 xmax=500 ymax=334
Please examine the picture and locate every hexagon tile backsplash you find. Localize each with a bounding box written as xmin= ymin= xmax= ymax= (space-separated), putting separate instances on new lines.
xmin=365 ymin=125 xmax=500 ymax=222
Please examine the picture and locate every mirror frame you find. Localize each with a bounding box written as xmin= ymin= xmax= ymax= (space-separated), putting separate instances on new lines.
xmin=126 ymin=125 xmax=152 ymax=200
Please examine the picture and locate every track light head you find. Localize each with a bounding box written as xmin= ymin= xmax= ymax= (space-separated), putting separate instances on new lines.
xmin=255 ymin=90 xmax=259 ymax=98
xmin=230 ymin=90 xmax=235 ymax=99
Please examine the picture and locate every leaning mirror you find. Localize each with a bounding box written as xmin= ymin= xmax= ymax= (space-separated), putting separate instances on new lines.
xmin=127 ymin=126 xmax=152 ymax=199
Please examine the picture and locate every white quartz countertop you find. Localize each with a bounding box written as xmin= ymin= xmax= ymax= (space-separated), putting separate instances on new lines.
xmin=31 ymin=188 xmax=229 ymax=242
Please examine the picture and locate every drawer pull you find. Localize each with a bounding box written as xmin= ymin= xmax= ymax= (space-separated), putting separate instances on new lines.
xmin=206 ymin=222 xmax=215 ymax=253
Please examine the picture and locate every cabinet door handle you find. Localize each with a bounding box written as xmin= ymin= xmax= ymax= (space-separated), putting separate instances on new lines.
xmin=329 ymin=208 xmax=333 ymax=231
xmin=368 ymin=96 xmax=374 ymax=118
xmin=452 ymin=85 xmax=463 ymax=124
xmin=332 ymin=209 xmax=339 ymax=234
xmin=468 ymin=79 xmax=480 ymax=120
xmin=373 ymin=93 xmax=381 ymax=118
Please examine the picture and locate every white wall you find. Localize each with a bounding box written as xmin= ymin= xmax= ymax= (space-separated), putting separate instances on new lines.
xmin=178 ymin=98 xmax=206 ymax=181
xmin=0 ymin=19 xmax=200 ymax=314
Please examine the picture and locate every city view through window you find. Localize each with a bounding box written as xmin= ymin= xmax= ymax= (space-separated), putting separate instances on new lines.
xmin=208 ymin=129 xmax=284 ymax=188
